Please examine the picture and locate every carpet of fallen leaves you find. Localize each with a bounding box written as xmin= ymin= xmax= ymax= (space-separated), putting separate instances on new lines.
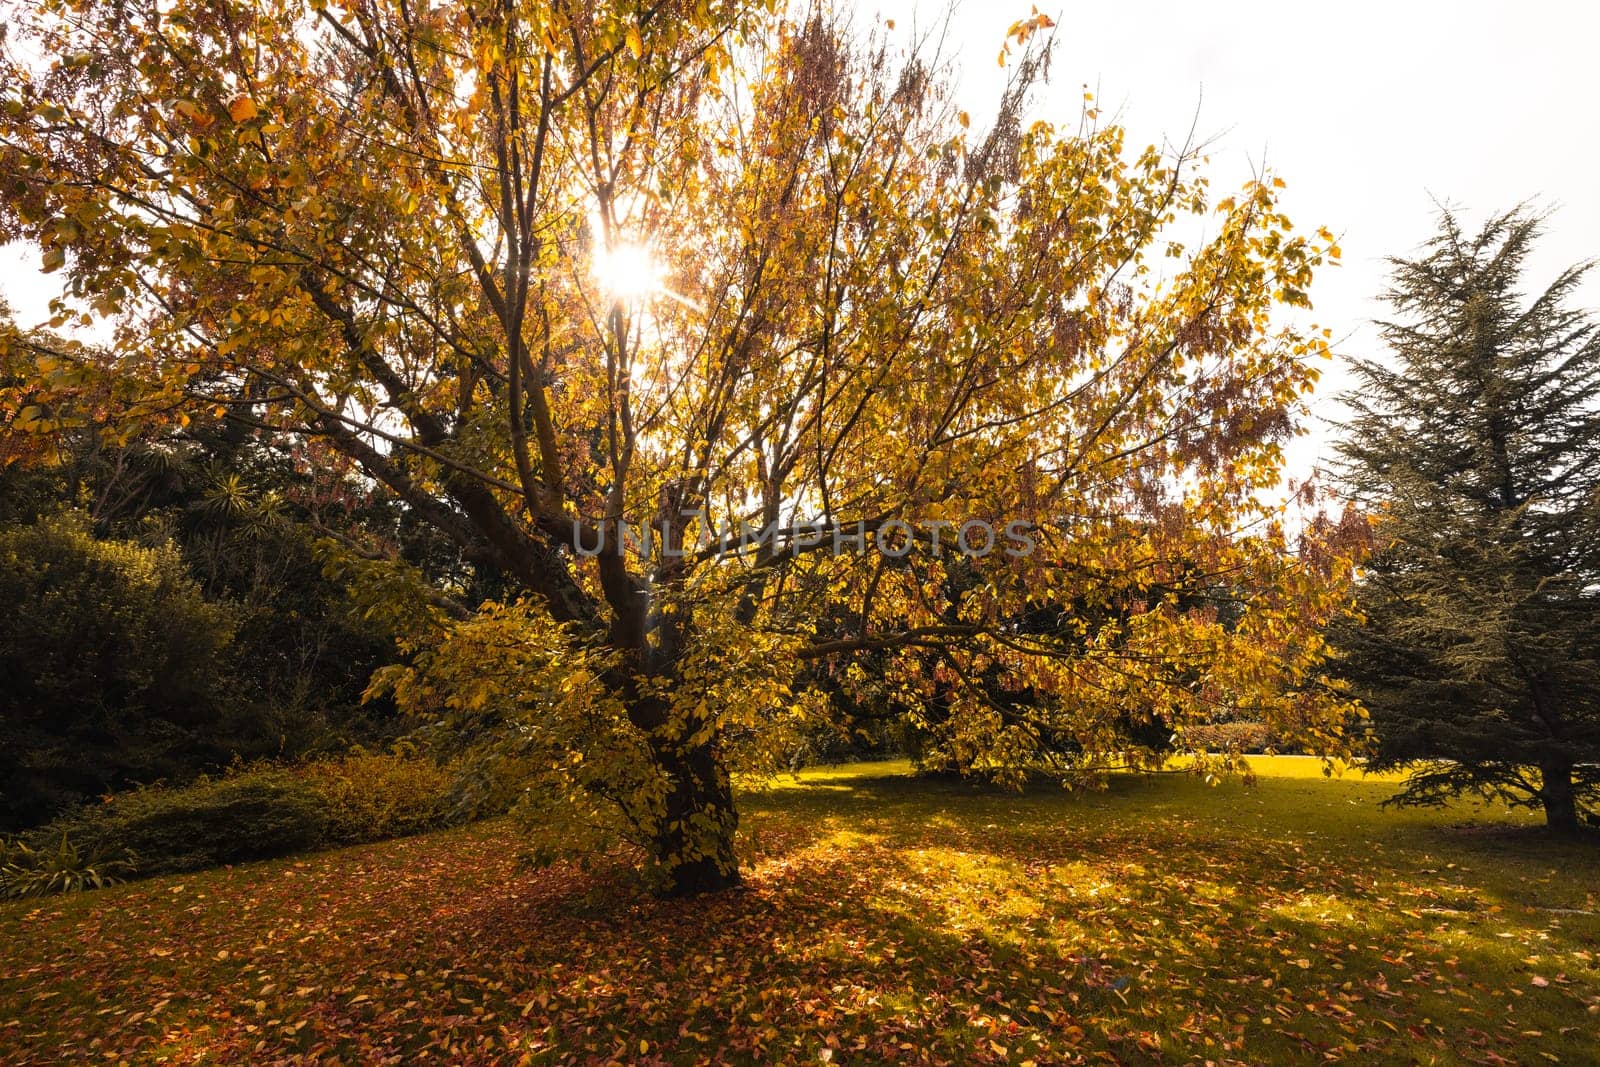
xmin=2 ymin=758 xmax=1598 ymax=1065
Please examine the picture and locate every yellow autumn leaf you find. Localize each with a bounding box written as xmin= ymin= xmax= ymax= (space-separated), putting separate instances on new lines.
xmin=625 ymin=25 xmax=643 ymax=59
xmin=229 ymin=96 xmax=260 ymax=123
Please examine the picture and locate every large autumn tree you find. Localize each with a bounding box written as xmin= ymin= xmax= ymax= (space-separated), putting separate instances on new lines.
xmin=0 ymin=0 xmax=1360 ymax=894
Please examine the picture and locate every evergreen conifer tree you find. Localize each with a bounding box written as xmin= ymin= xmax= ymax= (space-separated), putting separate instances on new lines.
xmin=1335 ymin=207 xmax=1600 ymax=831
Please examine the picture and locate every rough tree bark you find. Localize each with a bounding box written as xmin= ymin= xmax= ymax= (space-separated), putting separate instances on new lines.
xmin=649 ymin=729 xmax=742 ymax=896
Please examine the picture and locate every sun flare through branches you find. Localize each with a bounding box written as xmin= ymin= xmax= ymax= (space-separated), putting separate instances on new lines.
xmin=592 ymin=239 xmax=665 ymax=305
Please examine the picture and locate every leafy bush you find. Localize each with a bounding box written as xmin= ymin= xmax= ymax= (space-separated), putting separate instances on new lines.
xmin=297 ymin=750 xmax=455 ymax=844
xmin=0 ymin=514 xmax=237 ymax=829
xmin=0 ymin=831 xmax=134 ymax=899
xmin=43 ymin=770 xmax=329 ymax=878
xmin=28 ymin=753 xmax=459 ymax=887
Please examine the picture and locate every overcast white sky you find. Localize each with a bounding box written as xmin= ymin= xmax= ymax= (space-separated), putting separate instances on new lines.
xmin=4 ymin=0 xmax=1596 ymax=476
xmin=895 ymin=0 xmax=1600 ymax=474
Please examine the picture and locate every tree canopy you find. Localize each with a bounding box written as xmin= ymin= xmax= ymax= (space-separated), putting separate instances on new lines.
xmin=1 ymin=0 xmax=1361 ymax=893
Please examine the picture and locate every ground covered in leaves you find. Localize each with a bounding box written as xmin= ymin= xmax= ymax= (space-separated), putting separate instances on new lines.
xmin=2 ymin=757 xmax=1598 ymax=1065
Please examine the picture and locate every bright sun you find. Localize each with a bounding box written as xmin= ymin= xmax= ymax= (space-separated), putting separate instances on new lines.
xmin=592 ymin=240 xmax=664 ymax=303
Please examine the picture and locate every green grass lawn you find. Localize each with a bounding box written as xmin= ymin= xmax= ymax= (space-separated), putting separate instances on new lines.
xmin=2 ymin=757 xmax=1597 ymax=1065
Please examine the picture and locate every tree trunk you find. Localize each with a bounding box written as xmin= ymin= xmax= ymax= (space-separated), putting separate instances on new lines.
xmin=609 ymin=536 xmax=742 ymax=897
xmin=1539 ymin=756 xmax=1580 ymax=833
xmin=650 ymin=733 xmax=741 ymax=897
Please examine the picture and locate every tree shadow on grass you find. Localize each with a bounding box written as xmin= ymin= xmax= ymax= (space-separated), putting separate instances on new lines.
xmin=274 ymin=802 xmax=1600 ymax=1061
xmin=4 ymin=775 xmax=1598 ymax=1065
xmin=359 ymin=829 xmax=1599 ymax=1064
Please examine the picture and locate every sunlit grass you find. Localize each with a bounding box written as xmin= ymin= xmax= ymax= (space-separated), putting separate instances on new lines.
xmin=2 ymin=758 xmax=1594 ymax=1064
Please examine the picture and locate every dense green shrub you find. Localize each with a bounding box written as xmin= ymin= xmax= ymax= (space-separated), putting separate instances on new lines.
xmin=0 ymin=421 xmax=450 ymax=828
xmin=32 ymin=753 xmax=459 ymax=884
xmin=44 ymin=771 xmax=329 ymax=877
xmin=0 ymin=515 xmax=237 ymax=829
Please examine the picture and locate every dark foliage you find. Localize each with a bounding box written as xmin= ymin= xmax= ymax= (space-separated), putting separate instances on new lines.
xmin=31 ymin=754 xmax=460 ymax=881
xmin=42 ymin=772 xmax=331 ymax=877
xmin=0 ymin=517 xmax=237 ymax=829
xmin=0 ymin=299 xmax=493 ymax=827
xmin=1333 ymin=207 xmax=1600 ymax=830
